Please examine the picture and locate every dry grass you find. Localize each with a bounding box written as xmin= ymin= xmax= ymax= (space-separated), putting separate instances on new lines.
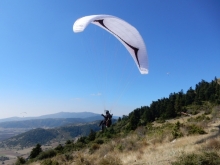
xmin=66 ymin=131 xmax=217 ymax=165
xmin=203 ymin=138 xmax=220 ymax=150
xmin=120 ymin=135 xmax=204 ymax=165
xmin=13 ymin=111 xmax=220 ymax=165
xmin=97 ymin=155 xmax=122 ymax=165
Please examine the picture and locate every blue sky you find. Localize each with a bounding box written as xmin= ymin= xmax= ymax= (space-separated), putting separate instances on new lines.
xmin=0 ymin=0 xmax=219 ymax=119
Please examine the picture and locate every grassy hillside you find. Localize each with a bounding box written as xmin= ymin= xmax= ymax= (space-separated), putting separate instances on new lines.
xmin=8 ymin=77 xmax=220 ymax=165
xmin=22 ymin=105 xmax=220 ymax=165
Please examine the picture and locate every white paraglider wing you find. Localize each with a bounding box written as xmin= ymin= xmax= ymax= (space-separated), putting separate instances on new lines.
xmin=73 ymin=15 xmax=148 ymax=74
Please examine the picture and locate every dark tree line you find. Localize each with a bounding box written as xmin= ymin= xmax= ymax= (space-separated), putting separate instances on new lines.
xmin=125 ymin=77 xmax=220 ymax=130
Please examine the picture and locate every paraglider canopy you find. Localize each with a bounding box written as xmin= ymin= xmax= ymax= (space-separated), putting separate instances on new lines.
xmin=73 ymin=14 xmax=148 ymax=74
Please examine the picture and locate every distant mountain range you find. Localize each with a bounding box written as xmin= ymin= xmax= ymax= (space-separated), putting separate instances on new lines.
xmin=0 ymin=112 xmax=119 ymax=128
xmin=0 ymin=116 xmax=102 ymax=129
xmin=0 ymin=112 xmax=102 ymax=123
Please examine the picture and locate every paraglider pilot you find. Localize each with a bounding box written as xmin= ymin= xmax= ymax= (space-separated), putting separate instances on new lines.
xmin=99 ymin=110 xmax=113 ymax=128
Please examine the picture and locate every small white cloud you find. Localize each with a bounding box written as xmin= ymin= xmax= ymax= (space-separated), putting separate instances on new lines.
xmin=91 ymin=92 xmax=102 ymax=96
xmin=97 ymin=92 xmax=102 ymax=96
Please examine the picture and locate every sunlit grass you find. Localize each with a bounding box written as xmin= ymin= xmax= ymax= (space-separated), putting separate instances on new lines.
xmin=26 ymin=109 xmax=220 ymax=165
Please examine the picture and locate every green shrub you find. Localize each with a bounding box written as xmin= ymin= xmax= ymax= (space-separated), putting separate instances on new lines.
xmin=74 ymin=142 xmax=85 ymax=150
xmin=89 ymin=143 xmax=100 ymax=153
xmin=63 ymin=144 xmax=74 ymax=152
xmin=171 ymin=151 xmax=220 ymax=165
xmin=29 ymin=143 xmax=42 ymax=159
xmin=54 ymin=144 xmax=63 ymax=153
xmin=95 ymin=139 xmax=104 ymax=144
xmin=188 ymin=114 xmax=210 ymax=122
xmin=172 ymin=121 xmax=183 ymax=139
xmin=186 ymin=124 xmax=206 ymax=135
xmin=77 ymin=136 xmax=87 ymax=143
xmin=116 ymin=144 xmax=123 ymax=152
xmin=65 ymin=140 xmax=72 ymax=145
xmin=172 ymin=152 xmax=200 ymax=165
xmin=41 ymin=159 xmax=59 ymax=165
xmin=200 ymin=152 xmax=220 ymax=165
xmin=98 ymin=155 xmax=122 ymax=165
xmin=15 ymin=156 xmax=26 ymax=165
xmin=156 ymin=117 xmax=166 ymax=123
xmin=88 ymin=129 xmax=96 ymax=141
xmin=64 ymin=153 xmax=73 ymax=161
xmin=37 ymin=149 xmax=57 ymax=160
xmin=74 ymin=154 xmax=91 ymax=165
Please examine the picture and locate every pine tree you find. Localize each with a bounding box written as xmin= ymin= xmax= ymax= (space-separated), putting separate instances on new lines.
xmin=29 ymin=143 xmax=42 ymax=159
xmin=88 ymin=129 xmax=96 ymax=141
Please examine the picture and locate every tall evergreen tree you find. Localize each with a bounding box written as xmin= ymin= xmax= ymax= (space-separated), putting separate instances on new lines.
xmin=29 ymin=143 xmax=42 ymax=159
xmin=88 ymin=129 xmax=96 ymax=141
